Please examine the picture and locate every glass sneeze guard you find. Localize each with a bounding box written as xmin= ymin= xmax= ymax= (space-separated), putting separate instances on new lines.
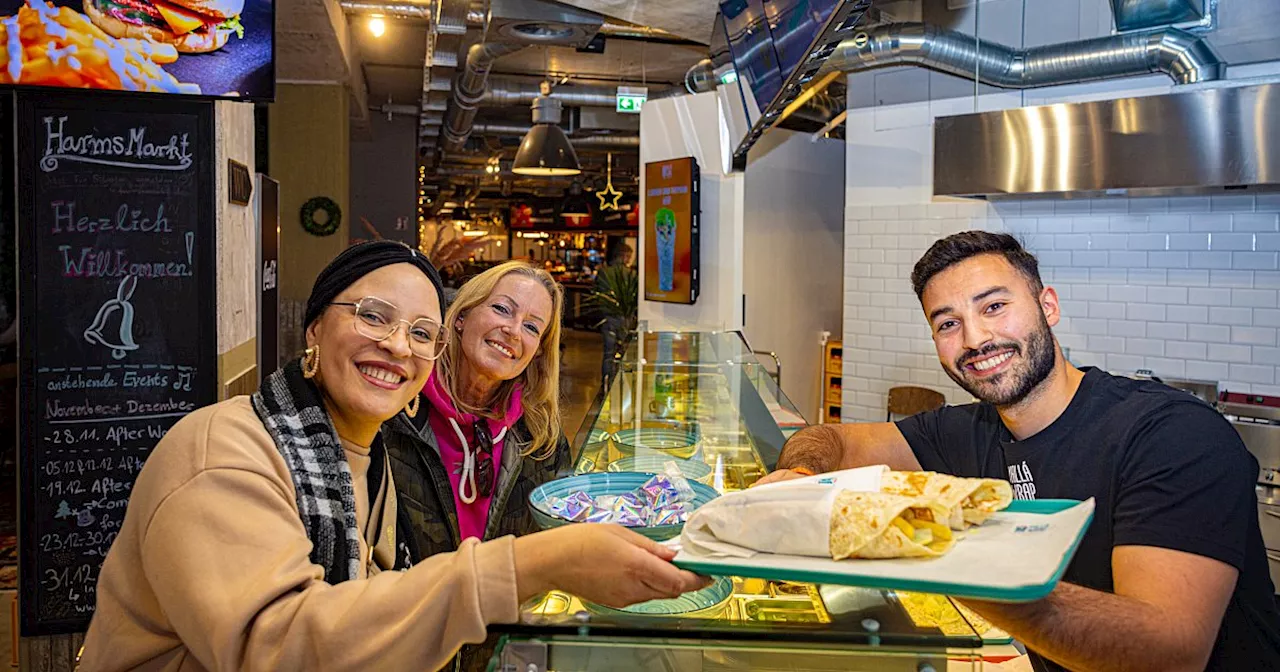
xmin=494 ymin=331 xmax=995 ymax=671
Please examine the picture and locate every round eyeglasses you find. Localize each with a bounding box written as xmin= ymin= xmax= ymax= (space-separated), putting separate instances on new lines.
xmin=330 ymin=296 xmax=447 ymax=360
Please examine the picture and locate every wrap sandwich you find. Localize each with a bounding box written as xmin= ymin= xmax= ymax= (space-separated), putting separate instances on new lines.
xmin=880 ymin=471 xmax=1013 ymax=529
xmin=830 ymin=491 xmax=955 ymax=560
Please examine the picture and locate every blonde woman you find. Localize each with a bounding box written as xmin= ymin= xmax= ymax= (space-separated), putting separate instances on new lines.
xmin=385 ymin=261 xmax=577 ymax=669
xmin=80 ymin=244 xmax=705 ymax=672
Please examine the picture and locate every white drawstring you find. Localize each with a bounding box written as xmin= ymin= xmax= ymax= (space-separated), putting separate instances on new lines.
xmin=450 ymin=417 xmax=507 ymax=504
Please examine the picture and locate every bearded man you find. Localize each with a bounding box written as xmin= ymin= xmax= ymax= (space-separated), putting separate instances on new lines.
xmin=758 ymin=231 xmax=1280 ymax=672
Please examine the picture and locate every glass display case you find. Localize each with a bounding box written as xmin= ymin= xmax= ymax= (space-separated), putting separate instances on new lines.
xmin=490 ymin=331 xmax=1008 ymax=671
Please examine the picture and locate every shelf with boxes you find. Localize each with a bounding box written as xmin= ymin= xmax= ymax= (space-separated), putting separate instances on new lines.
xmin=819 ymin=340 xmax=842 ymax=423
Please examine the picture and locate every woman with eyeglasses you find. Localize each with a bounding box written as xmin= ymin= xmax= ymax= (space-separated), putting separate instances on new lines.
xmin=383 ymin=261 xmax=583 ymax=671
xmin=79 ymin=242 xmax=706 ymax=672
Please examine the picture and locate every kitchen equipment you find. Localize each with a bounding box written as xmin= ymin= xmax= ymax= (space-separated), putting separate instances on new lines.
xmin=1131 ymin=370 xmax=1220 ymax=407
xmin=1221 ymin=393 xmax=1280 ymax=594
xmin=1222 ymin=397 xmax=1280 ymax=486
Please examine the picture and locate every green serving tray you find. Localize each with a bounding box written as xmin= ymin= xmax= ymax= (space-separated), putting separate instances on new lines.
xmin=673 ymin=499 xmax=1093 ymax=604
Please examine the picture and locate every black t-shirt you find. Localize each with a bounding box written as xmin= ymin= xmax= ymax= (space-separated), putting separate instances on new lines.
xmin=896 ymin=367 xmax=1280 ymax=672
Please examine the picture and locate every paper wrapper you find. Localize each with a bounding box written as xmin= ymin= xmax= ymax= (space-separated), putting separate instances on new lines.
xmin=680 ymin=466 xmax=889 ymax=558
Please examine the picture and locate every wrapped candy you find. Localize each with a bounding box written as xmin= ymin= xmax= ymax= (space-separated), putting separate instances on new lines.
xmin=546 ymin=491 xmax=595 ymax=522
xmin=548 ymin=463 xmax=703 ymax=527
xmin=650 ymin=503 xmax=692 ymax=526
xmin=585 ymin=509 xmax=618 ymax=524
xmin=639 ymin=463 xmax=698 ymax=510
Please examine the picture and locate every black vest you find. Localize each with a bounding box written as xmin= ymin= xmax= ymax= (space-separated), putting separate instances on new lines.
xmin=383 ymin=399 xmax=571 ymax=672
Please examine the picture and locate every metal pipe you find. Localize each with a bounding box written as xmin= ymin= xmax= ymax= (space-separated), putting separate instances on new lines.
xmin=463 ymin=123 xmax=639 ymax=147
xmin=482 ymin=75 xmax=674 ymax=107
xmin=442 ymin=41 xmax=530 ymax=151
xmin=341 ymin=0 xmax=431 ymax=18
xmin=685 ymin=58 xmax=716 ymax=94
xmin=339 ymin=1 xmax=681 ymax=44
xmin=374 ymin=103 xmax=420 ymax=116
xmin=570 ymin=135 xmax=640 ymax=148
xmin=598 ymin=21 xmax=692 ymax=44
xmin=826 ymin=23 xmax=1225 ymax=88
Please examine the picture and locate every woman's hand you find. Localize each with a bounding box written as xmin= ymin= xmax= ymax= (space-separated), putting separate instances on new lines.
xmin=515 ymin=524 xmax=712 ymax=607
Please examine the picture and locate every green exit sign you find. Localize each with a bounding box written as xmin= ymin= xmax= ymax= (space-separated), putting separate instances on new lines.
xmin=616 ymin=86 xmax=648 ymax=114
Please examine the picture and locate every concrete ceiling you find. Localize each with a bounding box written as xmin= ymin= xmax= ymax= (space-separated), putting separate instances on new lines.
xmin=493 ymin=40 xmax=705 ymax=86
xmin=346 ymin=15 xmax=704 ymax=110
xmin=281 ymin=0 xmax=714 ymax=201
xmin=277 ymin=0 xmax=711 ymax=128
xmin=276 ymin=0 xmax=371 ymax=132
xmin=554 ymin=0 xmax=716 ymax=45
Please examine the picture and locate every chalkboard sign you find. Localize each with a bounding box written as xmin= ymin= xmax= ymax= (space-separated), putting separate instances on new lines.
xmin=16 ymin=93 xmax=216 ymax=636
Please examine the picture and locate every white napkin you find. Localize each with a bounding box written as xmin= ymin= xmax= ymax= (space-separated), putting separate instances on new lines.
xmin=681 ymin=466 xmax=888 ymax=558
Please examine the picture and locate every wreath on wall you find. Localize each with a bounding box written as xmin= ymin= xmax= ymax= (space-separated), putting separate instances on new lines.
xmin=300 ymin=196 xmax=341 ymax=236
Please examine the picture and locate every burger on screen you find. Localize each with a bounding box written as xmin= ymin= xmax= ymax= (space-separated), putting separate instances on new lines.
xmin=83 ymin=0 xmax=245 ymax=54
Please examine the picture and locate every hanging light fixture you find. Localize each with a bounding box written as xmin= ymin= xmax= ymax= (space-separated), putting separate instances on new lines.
xmin=559 ymin=180 xmax=593 ymax=217
xmin=512 ymin=87 xmax=581 ymax=177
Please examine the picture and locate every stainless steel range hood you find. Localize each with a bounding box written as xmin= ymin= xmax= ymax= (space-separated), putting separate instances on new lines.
xmin=933 ymin=83 xmax=1280 ymax=199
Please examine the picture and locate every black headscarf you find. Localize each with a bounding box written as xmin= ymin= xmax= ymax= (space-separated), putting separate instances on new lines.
xmin=304 ymin=241 xmax=445 ymax=328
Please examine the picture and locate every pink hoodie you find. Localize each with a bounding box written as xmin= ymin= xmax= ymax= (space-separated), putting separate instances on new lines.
xmin=422 ymin=369 xmax=524 ymax=542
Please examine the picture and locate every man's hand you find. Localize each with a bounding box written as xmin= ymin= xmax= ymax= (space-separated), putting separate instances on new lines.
xmin=960 ymin=545 xmax=1237 ymax=672
xmin=751 ymin=468 xmax=808 ymax=487
xmin=768 ymin=423 xmax=921 ymax=483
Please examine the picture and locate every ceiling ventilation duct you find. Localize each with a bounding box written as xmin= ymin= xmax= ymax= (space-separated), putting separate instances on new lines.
xmin=824 ymin=22 xmax=1225 ymax=88
xmin=438 ymin=0 xmax=604 ymax=154
xmin=480 ymin=75 xmax=675 ymax=106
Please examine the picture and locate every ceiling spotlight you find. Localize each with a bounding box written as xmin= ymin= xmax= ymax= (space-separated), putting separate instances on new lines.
xmin=369 ymin=16 xmax=386 ymax=38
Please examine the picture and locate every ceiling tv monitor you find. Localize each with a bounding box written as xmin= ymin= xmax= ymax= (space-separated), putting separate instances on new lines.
xmin=720 ymin=0 xmax=782 ymax=126
xmin=764 ymin=0 xmax=840 ymax=84
xmin=0 ymin=0 xmax=273 ymax=100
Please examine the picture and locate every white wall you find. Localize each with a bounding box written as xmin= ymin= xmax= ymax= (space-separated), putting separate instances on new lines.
xmin=743 ymin=129 xmax=845 ymax=421
xmin=639 ymin=92 xmax=745 ymax=332
xmin=841 ymin=46 xmax=1280 ymax=422
xmin=214 ymin=101 xmax=257 ymax=355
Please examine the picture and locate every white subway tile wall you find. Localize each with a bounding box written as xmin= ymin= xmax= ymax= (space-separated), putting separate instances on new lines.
xmin=843 ymin=203 xmax=1280 ymax=422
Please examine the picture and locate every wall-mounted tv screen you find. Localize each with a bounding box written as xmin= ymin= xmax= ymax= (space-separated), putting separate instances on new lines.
xmin=0 ymin=0 xmax=273 ymax=99
xmin=643 ymin=157 xmax=700 ymax=305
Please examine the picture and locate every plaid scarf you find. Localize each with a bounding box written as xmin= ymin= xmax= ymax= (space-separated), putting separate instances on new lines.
xmin=251 ymin=360 xmax=414 ymax=583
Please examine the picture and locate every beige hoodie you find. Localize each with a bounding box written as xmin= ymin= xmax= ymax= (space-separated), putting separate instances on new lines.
xmin=79 ymin=396 xmax=520 ymax=672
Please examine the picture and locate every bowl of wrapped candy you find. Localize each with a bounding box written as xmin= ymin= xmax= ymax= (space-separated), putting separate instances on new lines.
xmin=530 ymin=464 xmax=720 ymax=541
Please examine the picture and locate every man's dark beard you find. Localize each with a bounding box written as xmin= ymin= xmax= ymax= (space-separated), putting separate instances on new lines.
xmin=942 ymin=315 xmax=1056 ymax=407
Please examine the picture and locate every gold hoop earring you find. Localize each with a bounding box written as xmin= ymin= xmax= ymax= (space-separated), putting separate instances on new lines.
xmin=302 ymin=346 xmax=321 ymax=379
xmin=405 ymin=394 xmax=419 ymax=418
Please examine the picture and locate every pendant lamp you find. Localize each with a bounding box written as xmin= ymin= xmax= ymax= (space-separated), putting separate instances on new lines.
xmin=512 ymin=95 xmax=581 ymax=177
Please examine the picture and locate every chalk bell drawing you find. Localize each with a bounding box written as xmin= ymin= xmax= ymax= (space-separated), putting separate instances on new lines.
xmin=84 ymin=275 xmax=140 ymax=359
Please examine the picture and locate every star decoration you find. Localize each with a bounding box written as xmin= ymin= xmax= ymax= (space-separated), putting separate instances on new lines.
xmin=597 ymin=151 xmax=623 ymax=211
xmin=597 ymin=181 xmax=623 ymax=210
